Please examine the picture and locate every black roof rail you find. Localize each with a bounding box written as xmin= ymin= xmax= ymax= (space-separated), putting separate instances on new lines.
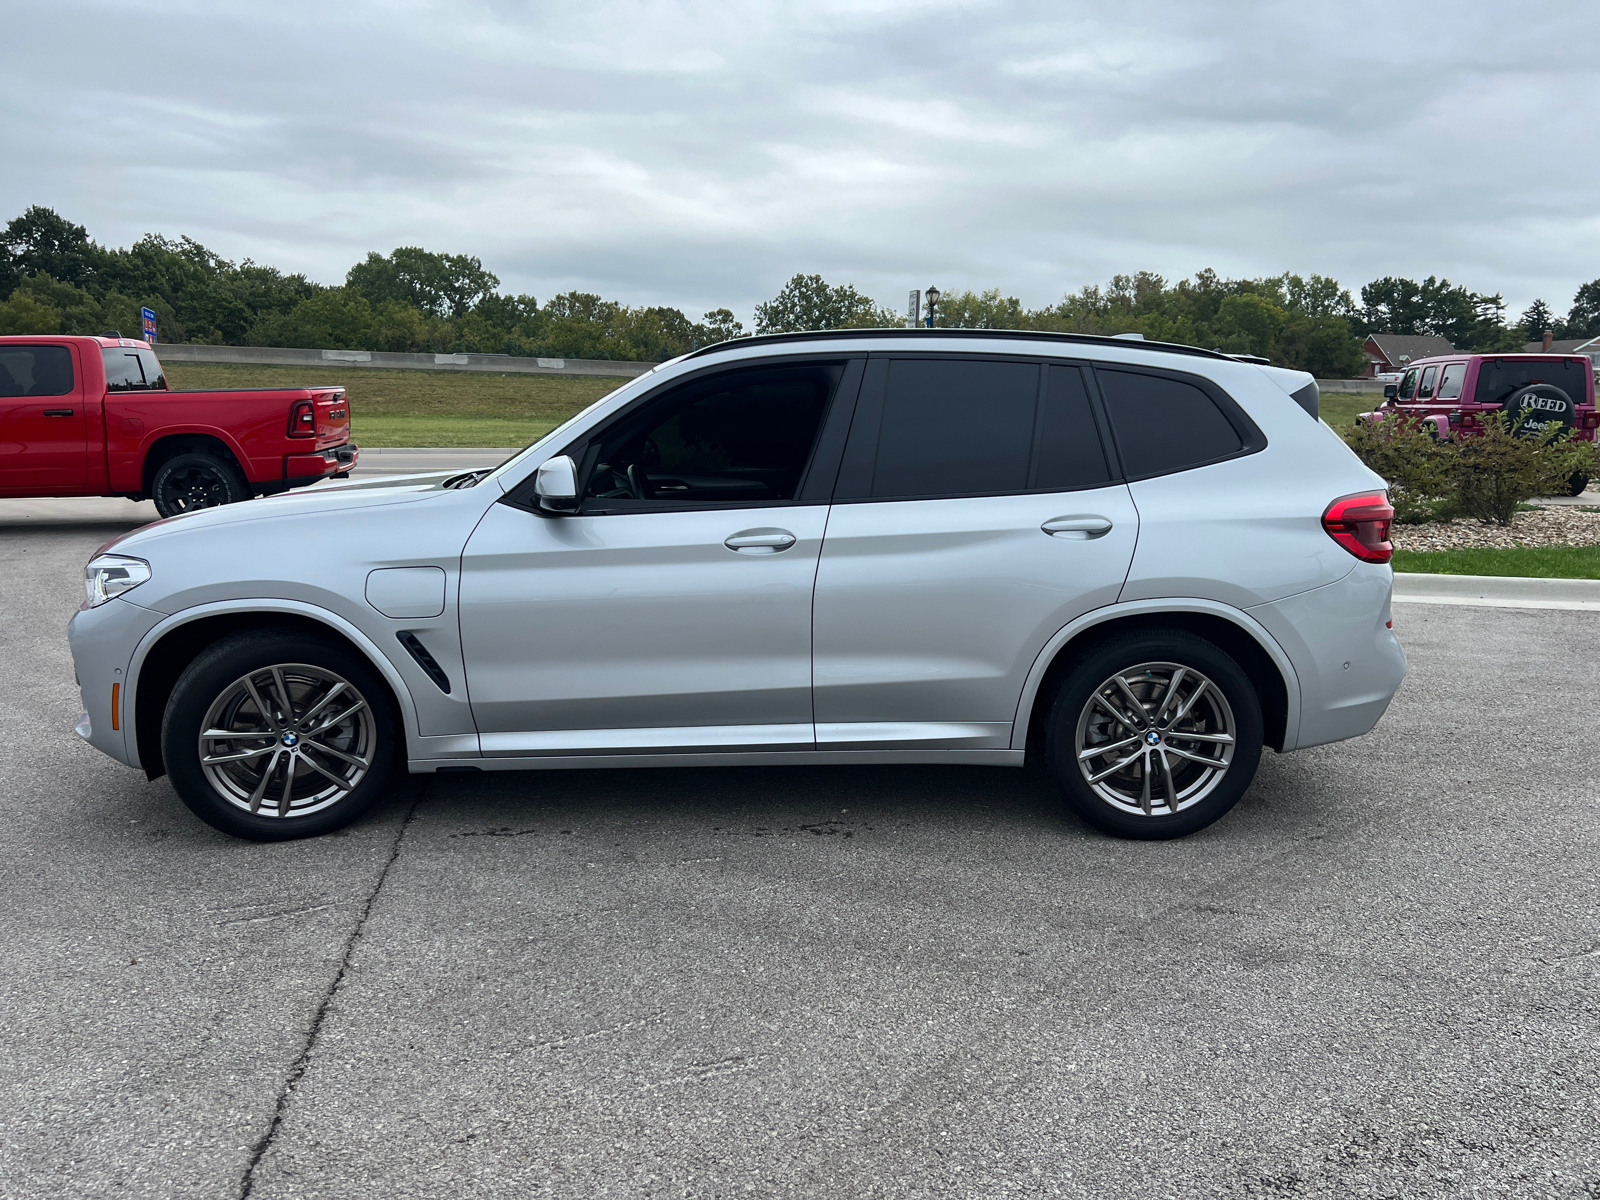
xmin=684 ymin=327 xmax=1236 ymax=363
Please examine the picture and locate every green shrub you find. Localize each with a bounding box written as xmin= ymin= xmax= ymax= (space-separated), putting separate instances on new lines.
xmin=1344 ymin=414 xmax=1460 ymax=523
xmin=1453 ymin=412 xmax=1600 ymax=526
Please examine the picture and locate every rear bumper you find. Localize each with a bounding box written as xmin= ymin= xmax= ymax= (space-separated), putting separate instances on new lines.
xmin=1247 ymin=563 xmax=1408 ymax=751
xmin=284 ymin=442 xmax=360 ymax=486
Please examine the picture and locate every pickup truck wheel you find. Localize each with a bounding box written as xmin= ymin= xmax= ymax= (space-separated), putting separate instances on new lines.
xmin=151 ymin=452 xmax=247 ymax=518
xmin=161 ymin=631 xmax=399 ymax=841
xmin=1045 ymin=630 xmax=1263 ymax=840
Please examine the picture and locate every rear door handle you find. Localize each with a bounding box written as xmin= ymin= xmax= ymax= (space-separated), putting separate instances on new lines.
xmin=43 ymin=409 xmax=74 ymax=417
xmin=1042 ymin=515 xmax=1113 ymax=539
xmin=724 ymin=528 xmax=797 ymax=554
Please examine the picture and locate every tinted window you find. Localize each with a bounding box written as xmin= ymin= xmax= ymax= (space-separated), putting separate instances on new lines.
xmin=1035 ymin=365 xmax=1111 ymax=490
xmin=0 ymin=346 xmax=74 ymax=397
xmin=102 ymin=347 xmax=167 ymax=391
xmin=582 ymin=363 xmax=835 ymax=507
xmin=1474 ymin=358 xmax=1588 ymax=406
xmin=1437 ymin=362 xmax=1466 ymax=400
xmin=1418 ymin=366 xmax=1437 ymax=398
xmin=1398 ymin=368 xmax=1419 ymax=400
xmin=872 ymin=359 xmax=1039 ymax=498
xmin=1097 ymin=369 xmax=1244 ymax=479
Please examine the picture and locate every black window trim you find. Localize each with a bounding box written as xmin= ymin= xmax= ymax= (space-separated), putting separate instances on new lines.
xmin=499 ymin=352 xmax=867 ymax=516
xmin=831 ymin=351 xmax=1124 ymax=504
xmin=1089 ymin=361 xmax=1266 ymax=483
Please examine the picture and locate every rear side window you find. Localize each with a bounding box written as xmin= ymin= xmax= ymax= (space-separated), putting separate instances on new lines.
xmin=871 ymin=359 xmax=1039 ymax=497
xmin=1096 ymin=368 xmax=1246 ymax=479
xmin=0 ymin=346 xmax=74 ymax=397
xmin=1474 ymin=358 xmax=1588 ymax=406
xmin=1438 ymin=362 xmax=1466 ymax=399
xmin=103 ymin=347 xmax=167 ymax=391
xmin=1418 ymin=366 xmax=1438 ymax=399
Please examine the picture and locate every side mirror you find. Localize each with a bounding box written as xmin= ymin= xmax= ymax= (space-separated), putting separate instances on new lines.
xmin=1382 ymin=384 xmax=1398 ymax=401
xmin=534 ymin=455 xmax=579 ymax=512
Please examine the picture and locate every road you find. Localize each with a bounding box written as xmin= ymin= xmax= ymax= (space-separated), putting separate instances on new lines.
xmin=2 ymin=499 xmax=1598 ymax=1199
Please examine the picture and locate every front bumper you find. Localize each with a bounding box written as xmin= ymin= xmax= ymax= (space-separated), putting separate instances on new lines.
xmin=67 ymin=597 xmax=167 ymax=769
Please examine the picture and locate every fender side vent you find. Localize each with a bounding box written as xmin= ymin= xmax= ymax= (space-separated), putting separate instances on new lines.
xmin=397 ymin=631 xmax=452 ymax=694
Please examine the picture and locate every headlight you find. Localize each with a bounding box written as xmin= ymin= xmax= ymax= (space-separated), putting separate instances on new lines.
xmin=85 ymin=554 xmax=151 ymax=607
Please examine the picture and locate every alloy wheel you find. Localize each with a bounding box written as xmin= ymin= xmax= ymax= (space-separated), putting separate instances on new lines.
xmin=197 ymin=663 xmax=377 ymax=818
xmin=1074 ymin=661 xmax=1236 ymax=818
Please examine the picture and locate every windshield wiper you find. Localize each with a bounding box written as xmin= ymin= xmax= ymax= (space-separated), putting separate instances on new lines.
xmin=441 ymin=468 xmax=494 ymax=490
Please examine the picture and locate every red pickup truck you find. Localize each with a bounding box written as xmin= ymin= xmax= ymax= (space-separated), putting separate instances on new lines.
xmin=0 ymin=335 xmax=358 ymax=517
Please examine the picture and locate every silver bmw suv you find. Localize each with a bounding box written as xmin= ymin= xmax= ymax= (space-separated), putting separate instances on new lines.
xmin=68 ymin=330 xmax=1407 ymax=841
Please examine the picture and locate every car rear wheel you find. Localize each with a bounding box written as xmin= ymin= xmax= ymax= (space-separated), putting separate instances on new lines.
xmin=151 ymin=452 xmax=248 ymax=518
xmin=1045 ymin=630 xmax=1263 ymax=839
xmin=161 ymin=631 xmax=399 ymax=841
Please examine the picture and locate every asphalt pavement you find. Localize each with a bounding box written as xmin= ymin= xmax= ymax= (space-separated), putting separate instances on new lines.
xmin=3 ymin=503 xmax=1598 ymax=1199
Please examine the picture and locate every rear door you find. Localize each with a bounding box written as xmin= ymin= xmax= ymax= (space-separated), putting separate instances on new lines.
xmin=811 ymin=355 xmax=1138 ymax=751
xmin=0 ymin=343 xmax=88 ymax=494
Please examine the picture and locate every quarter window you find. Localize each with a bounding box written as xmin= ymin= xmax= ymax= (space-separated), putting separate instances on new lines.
xmin=1437 ymin=362 xmax=1466 ymax=400
xmin=1096 ymin=369 xmax=1245 ymax=479
xmin=0 ymin=345 xmax=74 ymax=397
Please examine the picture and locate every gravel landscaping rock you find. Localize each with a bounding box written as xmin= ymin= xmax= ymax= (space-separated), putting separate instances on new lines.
xmin=1392 ymin=503 xmax=1600 ymax=551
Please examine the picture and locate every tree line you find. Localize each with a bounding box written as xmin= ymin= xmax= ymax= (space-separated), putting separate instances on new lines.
xmin=0 ymin=205 xmax=1592 ymax=377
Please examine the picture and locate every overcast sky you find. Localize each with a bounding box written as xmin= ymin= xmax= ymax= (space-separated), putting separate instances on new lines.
xmin=4 ymin=0 xmax=1597 ymax=322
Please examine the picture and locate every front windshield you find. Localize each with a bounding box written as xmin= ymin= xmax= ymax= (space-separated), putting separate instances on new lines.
xmin=484 ymin=367 xmax=664 ymax=483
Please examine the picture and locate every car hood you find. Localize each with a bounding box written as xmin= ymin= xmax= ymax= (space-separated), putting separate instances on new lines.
xmin=100 ymin=470 xmax=475 ymax=555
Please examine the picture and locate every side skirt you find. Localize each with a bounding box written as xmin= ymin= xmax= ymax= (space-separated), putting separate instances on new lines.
xmin=409 ymin=748 xmax=1026 ymax=773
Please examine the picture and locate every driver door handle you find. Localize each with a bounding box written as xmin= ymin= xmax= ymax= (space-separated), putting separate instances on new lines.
xmin=1042 ymin=515 xmax=1113 ymax=540
xmin=724 ymin=528 xmax=797 ymax=554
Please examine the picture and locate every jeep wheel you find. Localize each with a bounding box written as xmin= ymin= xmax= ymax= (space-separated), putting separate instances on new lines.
xmin=1568 ymin=472 xmax=1591 ymax=497
xmin=1045 ymin=630 xmax=1264 ymax=840
xmin=151 ymin=452 xmax=248 ymax=518
xmin=161 ymin=631 xmax=399 ymax=841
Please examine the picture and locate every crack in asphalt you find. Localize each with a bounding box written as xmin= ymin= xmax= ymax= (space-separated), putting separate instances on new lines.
xmin=236 ymin=788 xmax=424 ymax=1199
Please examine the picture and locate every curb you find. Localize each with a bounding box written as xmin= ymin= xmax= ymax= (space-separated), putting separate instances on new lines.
xmin=1393 ymin=572 xmax=1600 ymax=611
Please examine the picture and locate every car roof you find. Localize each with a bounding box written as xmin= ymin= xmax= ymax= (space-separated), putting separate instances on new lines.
xmin=1405 ymin=352 xmax=1591 ymax=367
xmin=683 ymin=328 xmax=1252 ymax=364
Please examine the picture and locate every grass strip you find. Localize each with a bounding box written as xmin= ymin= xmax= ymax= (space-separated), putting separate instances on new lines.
xmin=1392 ymin=544 xmax=1600 ymax=579
xmin=163 ymin=361 xmax=627 ymax=447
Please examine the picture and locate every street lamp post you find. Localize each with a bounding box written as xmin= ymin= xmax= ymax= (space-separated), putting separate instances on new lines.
xmin=925 ymin=285 xmax=940 ymax=328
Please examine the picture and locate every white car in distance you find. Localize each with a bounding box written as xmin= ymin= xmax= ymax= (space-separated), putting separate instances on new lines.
xmin=69 ymin=330 xmax=1406 ymax=841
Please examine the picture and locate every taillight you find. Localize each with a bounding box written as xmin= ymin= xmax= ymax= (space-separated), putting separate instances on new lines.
xmin=1323 ymin=491 xmax=1394 ymax=564
xmin=287 ymin=400 xmax=316 ymax=437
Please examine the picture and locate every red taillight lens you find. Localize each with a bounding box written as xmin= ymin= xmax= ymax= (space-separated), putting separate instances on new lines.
xmin=287 ymin=400 xmax=316 ymax=437
xmin=1323 ymin=491 xmax=1394 ymax=564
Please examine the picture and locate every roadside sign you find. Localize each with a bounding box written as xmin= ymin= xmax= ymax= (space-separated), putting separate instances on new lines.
xmin=141 ymin=307 xmax=157 ymax=344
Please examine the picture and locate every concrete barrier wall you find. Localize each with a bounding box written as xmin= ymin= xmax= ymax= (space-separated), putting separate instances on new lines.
xmin=154 ymin=342 xmax=659 ymax=379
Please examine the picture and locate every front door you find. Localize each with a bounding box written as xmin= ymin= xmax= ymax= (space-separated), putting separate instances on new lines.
xmin=0 ymin=343 xmax=87 ymax=494
xmin=459 ymin=357 xmax=860 ymax=757
xmin=812 ymin=356 xmax=1138 ymax=750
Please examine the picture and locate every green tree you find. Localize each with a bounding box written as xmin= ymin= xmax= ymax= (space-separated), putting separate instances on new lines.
xmin=0 ymin=290 xmax=62 ymax=334
xmin=754 ymin=274 xmax=893 ymax=333
xmin=247 ymin=289 xmax=380 ymax=350
xmin=1519 ymin=298 xmax=1556 ymax=341
xmin=1564 ymin=280 xmax=1600 ymax=339
xmin=1214 ymin=293 xmax=1287 ymax=357
xmin=933 ymin=288 xmax=1028 ymax=329
xmin=699 ymin=308 xmax=744 ymax=344
xmin=0 ymin=206 xmax=102 ymax=295
xmin=347 ymin=247 xmax=499 ymax=318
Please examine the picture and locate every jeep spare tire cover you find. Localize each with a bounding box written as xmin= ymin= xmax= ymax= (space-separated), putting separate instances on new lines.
xmin=1504 ymin=383 xmax=1575 ymax=437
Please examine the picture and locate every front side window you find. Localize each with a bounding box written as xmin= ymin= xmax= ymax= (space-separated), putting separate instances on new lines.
xmin=1398 ymin=369 xmax=1419 ymax=400
xmin=0 ymin=346 xmax=74 ymax=397
xmin=102 ymin=347 xmax=167 ymax=391
xmin=1097 ymin=368 xmax=1246 ymax=479
xmin=579 ymin=362 xmax=837 ymax=508
xmin=1437 ymin=362 xmax=1466 ymax=399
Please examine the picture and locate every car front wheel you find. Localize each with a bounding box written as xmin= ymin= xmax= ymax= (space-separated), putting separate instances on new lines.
xmin=1045 ymin=630 xmax=1263 ymax=839
xmin=161 ymin=631 xmax=399 ymax=840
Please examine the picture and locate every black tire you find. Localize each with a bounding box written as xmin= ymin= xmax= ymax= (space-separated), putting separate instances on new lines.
xmin=1045 ymin=629 xmax=1263 ymax=840
xmin=151 ymin=451 xmax=248 ymax=518
xmin=161 ymin=630 xmax=399 ymax=841
xmin=1504 ymin=384 xmax=1575 ymax=438
xmin=1568 ymin=473 xmax=1591 ymax=497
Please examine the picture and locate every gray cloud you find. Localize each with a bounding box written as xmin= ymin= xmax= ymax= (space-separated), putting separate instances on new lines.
xmin=3 ymin=0 xmax=1596 ymax=321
